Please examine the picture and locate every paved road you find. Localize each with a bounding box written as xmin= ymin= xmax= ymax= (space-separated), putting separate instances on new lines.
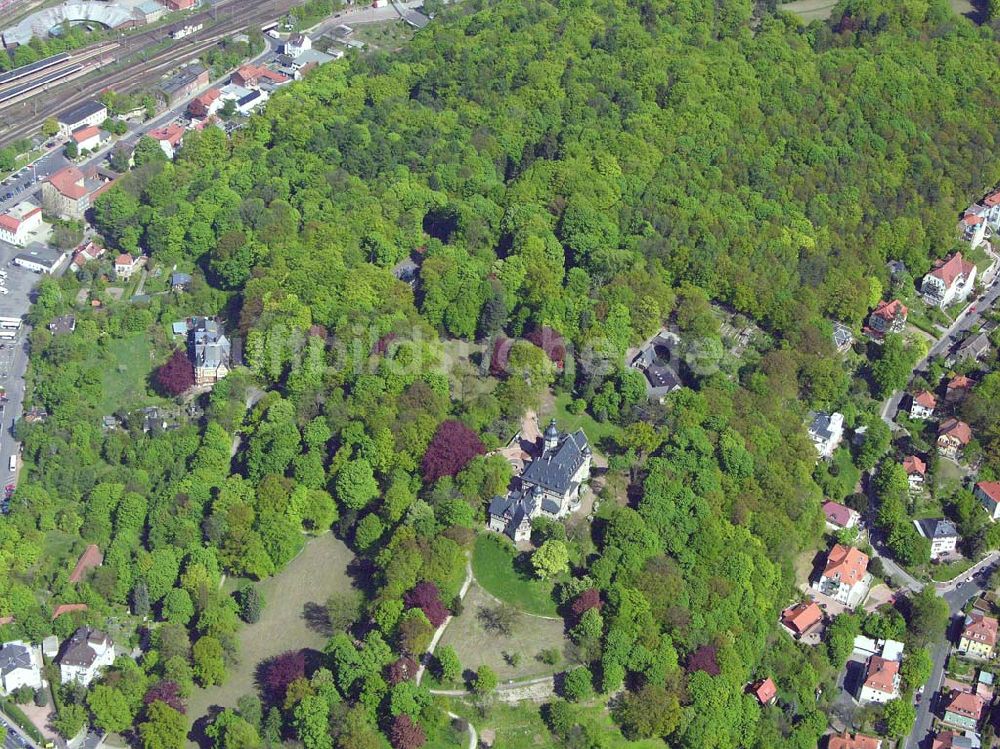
xmin=881 ymin=280 xmax=1000 ymax=427
xmin=905 ymin=563 xmax=998 ymax=748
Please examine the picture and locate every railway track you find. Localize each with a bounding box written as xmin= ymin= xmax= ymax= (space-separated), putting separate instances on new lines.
xmin=0 ymin=0 xmax=300 ymax=147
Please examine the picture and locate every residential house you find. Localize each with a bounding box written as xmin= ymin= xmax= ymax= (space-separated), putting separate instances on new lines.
xmin=188 ymin=88 xmax=222 ymax=119
xmin=922 ymin=253 xmax=978 ymax=309
xmin=231 ymin=64 xmax=290 ymax=89
xmin=70 ymin=240 xmax=106 ymax=271
xmin=148 ymin=123 xmax=185 ymax=159
xmin=283 ymin=32 xmax=312 ymax=57
xmin=190 ymin=317 xmax=231 ymax=385
xmin=910 ymin=390 xmax=937 ymax=420
xmin=866 ymin=299 xmax=908 ymax=339
xmin=832 ymin=321 xmax=854 ymax=353
xmin=959 ymin=612 xmax=998 ymax=660
xmin=780 ymin=602 xmax=823 ymax=636
xmin=932 ymin=731 xmax=980 ymax=749
xmin=947 ymin=374 xmax=975 ymax=403
xmin=58 ymin=628 xmax=114 ymax=686
xmin=943 ymin=691 xmax=985 ymax=731
xmin=808 ymin=411 xmax=845 ymax=459
xmin=630 ymin=332 xmax=682 ymax=402
xmin=975 ymin=481 xmax=1000 ymax=521
xmin=914 ymin=518 xmax=958 ymax=560
xmin=71 ymin=125 xmax=103 ymax=153
xmin=0 ymin=201 xmax=43 ymax=246
xmin=816 ymin=544 xmax=870 ymax=608
xmin=488 ymin=421 xmax=591 ymax=540
xmin=114 ymin=253 xmax=140 ymax=279
xmin=750 ymin=678 xmax=776 ymax=706
xmin=960 ymin=210 xmax=990 ymax=248
xmin=828 ymin=733 xmax=882 ymax=749
xmin=48 ymin=315 xmax=76 ymax=335
xmin=822 ymin=500 xmax=859 ymax=531
xmin=234 ymin=89 xmax=269 ymax=115
xmin=902 ymin=455 xmax=927 ymax=493
xmin=56 ymin=100 xmax=108 ymax=137
xmin=938 ymin=418 xmax=973 ymax=460
xmin=0 ymin=641 xmax=42 ymax=694
xmin=857 ymin=655 xmax=900 ymax=704
xmin=957 ymin=332 xmax=991 ymax=364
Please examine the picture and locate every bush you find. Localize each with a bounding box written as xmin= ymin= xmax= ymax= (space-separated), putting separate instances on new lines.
xmin=562 ymin=667 xmax=593 ymax=702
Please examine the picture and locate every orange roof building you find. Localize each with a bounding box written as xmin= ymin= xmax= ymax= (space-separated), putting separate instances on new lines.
xmin=902 ymin=455 xmax=927 ymax=477
xmin=781 ymin=602 xmax=823 ymax=635
xmin=52 ymin=603 xmax=88 ymax=620
xmin=750 ymin=677 xmax=776 ymax=705
xmin=828 ymin=732 xmax=882 ymax=749
xmin=817 ymin=544 xmax=869 ymax=605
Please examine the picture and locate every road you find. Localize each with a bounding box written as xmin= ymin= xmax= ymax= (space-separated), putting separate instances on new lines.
xmin=880 ymin=279 xmax=1000 ymax=427
xmin=905 ymin=564 xmax=997 ymax=749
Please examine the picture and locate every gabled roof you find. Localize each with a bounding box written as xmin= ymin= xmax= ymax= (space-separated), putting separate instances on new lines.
xmin=115 ymin=253 xmax=134 ymax=266
xmin=148 ymin=123 xmax=184 ymax=146
xmin=946 ymin=690 xmax=985 ymax=719
xmin=59 ymin=627 xmax=110 ymax=667
xmin=932 ymin=730 xmax=977 ymax=749
xmin=863 ymin=655 xmax=899 ymax=694
xmin=781 ymin=602 xmax=822 ymax=633
xmin=52 ymin=603 xmax=88 ymax=620
xmin=902 ymin=455 xmax=927 ymax=476
xmin=939 ymin=418 xmax=973 ymax=445
xmin=913 ymin=390 xmax=937 ymax=409
xmin=948 ymin=374 xmax=974 ymax=392
xmin=985 ymin=190 xmax=1000 ymax=207
xmin=828 ymin=732 xmax=882 ymax=749
xmin=963 ymin=612 xmax=998 ymax=647
xmin=520 ymin=427 xmax=589 ymax=496
xmin=47 ymin=166 xmax=87 ymax=200
xmin=822 ymin=501 xmax=856 ymax=527
xmin=57 ymin=99 xmax=105 ymax=125
xmin=71 ymin=125 xmax=100 ymax=144
xmin=920 ymin=518 xmax=958 ymax=541
xmin=822 ymin=544 xmax=869 ymax=587
xmin=930 ymin=253 xmax=976 ymax=287
xmin=69 ymin=544 xmax=102 ymax=583
xmin=751 ymin=677 xmax=776 ymax=705
xmin=977 ymin=481 xmax=1000 ymax=507
xmin=870 ymin=299 xmax=907 ymax=322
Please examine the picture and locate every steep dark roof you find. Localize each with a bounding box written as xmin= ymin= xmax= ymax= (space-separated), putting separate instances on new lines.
xmin=488 ymin=490 xmax=537 ymax=539
xmin=59 ymin=628 xmax=109 ymax=668
xmin=0 ymin=642 xmax=32 ymax=676
xmin=57 ymin=99 xmax=105 ymax=126
xmin=521 ymin=429 xmax=589 ymax=495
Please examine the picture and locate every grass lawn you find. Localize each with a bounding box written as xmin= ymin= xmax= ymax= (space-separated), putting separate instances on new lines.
xmin=930 ymin=558 xmax=975 ymax=582
xmin=446 ymin=698 xmax=664 ymax=749
xmin=935 ymin=458 xmax=969 ymax=497
xmin=546 ymin=392 xmax=621 ymax=451
xmin=438 ymin=580 xmax=572 ymax=683
xmin=96 ymin=332 xmax=165 ymax=414
xmin=472 ymin=535 xmax=558 ymax=617
xmin=186 ymin=533 xmax=357 ymax=730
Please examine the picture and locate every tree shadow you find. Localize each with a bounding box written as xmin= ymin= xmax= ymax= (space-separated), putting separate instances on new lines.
xmin=302 ymin=601 xmax=332 ymax=636
xmin=188 ymin=705 xmax=224 ymax=749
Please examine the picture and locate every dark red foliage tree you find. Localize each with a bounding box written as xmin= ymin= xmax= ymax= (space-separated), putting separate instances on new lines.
xmin=263 ymin=650 xmax=306 ymax=703
xmin=389 ymin=715 xmax=426 ymax=749
xmin=687 ymin=645 xmax=720 ymax=676
xmin=154 ymin=348 xmax=194 ymax=396
xmin=143 ymin=680 xmax=185 ymax=713
xmin=570 ymin=588 xmax=602 ymax=619
xmin=527 ymin=326 xmax=566 ymax=369
xmin=421 ymin=420 xmax=485 ymax=482
xmin=490 ymin=336 xmax=513 ymax=377
xmin=387 ymin=656 xmax=418 ymax=685
xmin=404 ymin=581 xmax=449 ymax=627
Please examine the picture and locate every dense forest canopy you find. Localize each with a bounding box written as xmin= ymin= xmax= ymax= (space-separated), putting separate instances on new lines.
xmin=5 ymin=0 xmax=1000 ymax=747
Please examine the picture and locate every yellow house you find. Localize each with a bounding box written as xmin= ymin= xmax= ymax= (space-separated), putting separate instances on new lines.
xmin=959 ymin=612 xmax=998 ymax=660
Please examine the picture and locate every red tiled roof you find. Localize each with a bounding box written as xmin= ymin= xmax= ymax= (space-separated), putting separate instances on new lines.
xmin=781 ymin=602 xmax=823 ymax=634
xmin=962 ymin=611 xmax=998 ymax=647
xmin=930 ymin=253 xmax=975 ymax=288
xmin=235 ymin=64 xmax=290 ymax=85
xmin=69 ymin=544 xmax=103 ymax=583
xmin=902 ymin=455 xmax=926 ymax=476
xmin=115 ymin=253 xmax=134 ymax=266
xmin=828 ymin=732 xmax=881 ymax=749
xmin=751 ymin=677 xmax=776 ymax=705
xmin=823 ymin=544 xmax=869 ymax=587
xmin=72 ymin=125 xmax=100 ymax=143
xmin=964 ymin=213 xmax=984 ymax=225
xmin=47 ymin=166 xmax=87 ymax=200
xmin=822 ymin=501 xmax=856 ymax=528
xmin=863 ymin=655 xmax=899 ymax=694
xmin=870 ymin=299 xmax=908 ymax=322
xmin=149 ymin=123 xmax=185 ymax=146
xmin=0 ymin=215 xmax=19 ymax=232
xmin=946 ymin=690 xmax=985 ymax=720
xmin=977 ymin=481 xmax=1000 ymax=506
xmin=913 ymin=390 xmax=937 ymax=408
xmin=939 ymin=418 xmax=973 ymax=445
xmin=984 ymin=191 xmax=1000 ymax=207
xmin=52 ymin=603 xmax=88 ymax=620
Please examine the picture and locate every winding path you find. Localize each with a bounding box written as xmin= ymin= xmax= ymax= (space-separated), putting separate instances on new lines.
xmin=415 ymin=555 xmax=473 ymax=685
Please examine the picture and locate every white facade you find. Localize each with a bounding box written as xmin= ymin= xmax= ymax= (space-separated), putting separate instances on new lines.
xmin=0 ymin=203 xmax=42 ymax=247
xmin=921 ymin=255 xmax=977 ymax=309
xmin=808 ymin=412 xmax=844 ymax=459
xmin=59 ymin=630 xmax=114 ymax=686
xmin=284 ymin=33 xmax=312 ymax=57
xmin=0 ymin=641 xmax=42 ymax=695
